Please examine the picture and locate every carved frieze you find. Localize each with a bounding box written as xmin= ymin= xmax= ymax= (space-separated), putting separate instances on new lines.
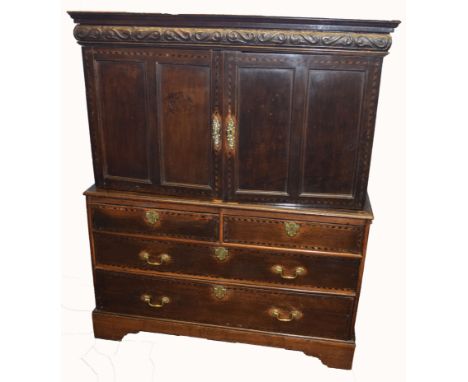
xmin=74 ymin=25 xmax=392 ymax=51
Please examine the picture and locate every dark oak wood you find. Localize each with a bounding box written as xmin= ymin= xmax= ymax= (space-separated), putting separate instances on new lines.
xmin=69 ymin=11 xmax=398 ymax=370
xmin=95 ymin=269 xmax=354 ymax=340
xmin=93 ymin=232 xmax=361 ymax=292
xmin=93 ymin=310 xmax=356 ymax=369
xmin=85 ymin=185 xmax=374 ymax=221
xmin=90 ymin=203 xmax=219 ymax=242
xmin=68 ymin=12 xmax=400 ymax=33
xmin=83 ymin=190 xmax=371 ymax=368
xmin=223 ymin=52 xmax=380 ymax=208
xmin=85 ymin=47 xmax=220 ymax=197
xmin=73 ymin=12 xmax=397 ymax=209
xmin=223 ymin=214 xmax=365 ymax=254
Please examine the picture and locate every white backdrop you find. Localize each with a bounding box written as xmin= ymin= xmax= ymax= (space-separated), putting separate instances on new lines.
xmin=61 ymin=1 xmax=405 ymax=381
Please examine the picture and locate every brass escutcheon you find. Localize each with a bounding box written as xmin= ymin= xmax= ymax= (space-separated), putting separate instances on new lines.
xmin=226 ymin=108 xmax=236 ymax=151
xmin=213 ymin=247 xmax=229 ymax=262
xmin=145 ymin=210 xmax=160 ymax=225
xmin=284 ymin=221 xmax=300 ymax=237
xmin=212 ymin=110 xmax=222 ymax=151
xmin=212 ymin=285 xmax=227 ymax=300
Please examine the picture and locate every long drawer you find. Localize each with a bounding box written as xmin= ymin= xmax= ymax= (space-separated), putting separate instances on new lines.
xmin=95 ymin=270 xmax=354 ymax=340
xmin=223 ymin=215 xmax=365 ymax=254
xmin=93 ymin=232 xmax=360 ymax=291
xmin=90 ymin=204 xmax=219 ymax=242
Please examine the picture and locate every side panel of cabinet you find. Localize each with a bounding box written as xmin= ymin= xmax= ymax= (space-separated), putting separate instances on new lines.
xmin=83 ymin=47 xmax=221 ymax=198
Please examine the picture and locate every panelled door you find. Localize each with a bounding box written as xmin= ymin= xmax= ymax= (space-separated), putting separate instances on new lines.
xmin=87 ymin=47 xmax=221 ymax=198
xmin=296 ymin=55 xmax=375 ymax=209
xmin=223 ymin=51 xmax=377 ymax=208
xmin=223 ymin=52 xmax=304 ymax=204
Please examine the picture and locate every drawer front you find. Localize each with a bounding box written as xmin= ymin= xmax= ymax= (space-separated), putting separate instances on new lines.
xmin=223 ymin=215 xmax=364 ymax=254
xmin=90 ymin=204 xmax=219 ymax=242
xmin=93 ymin=233 xmax=360 ymax=291
xmin=95 ymin=270 xmax=354 ymax=340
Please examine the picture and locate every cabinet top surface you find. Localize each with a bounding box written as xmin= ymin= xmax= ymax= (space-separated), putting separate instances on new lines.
xmin=68 ymin=11 xmax=400 ymax=33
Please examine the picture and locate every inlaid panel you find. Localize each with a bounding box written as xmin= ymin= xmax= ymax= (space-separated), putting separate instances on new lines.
xmin=96 ymin=60 xmax=150 ymax=182
xmin=237 ymin=67 xmax=294 ymax=193
xmin=225 ymin=52 xmax=302 ymax=203
xmin=300 ymin=69 xmax=365 ymax=197
xmin=157 ymin=63 xmax=212 ymax=189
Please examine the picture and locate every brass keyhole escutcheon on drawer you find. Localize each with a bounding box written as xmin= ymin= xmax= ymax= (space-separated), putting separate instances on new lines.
xmin=271 ymin=265 xmax=306 ymax=280
xmin=141 ymin=294 xmax=170 ymax=308
xmin=213 ymin=247 xmax=229 ymax=262
xmin=145 ymin=210 xmax=160 ymax=225
xmin=269 ymin=307 xmax=303 ymax=322
xmin=284 ymin=221 xmax=300 ymax=237
xmin=212 ymin=285 xmax=227 ymax=300
xmin=139 ymin=251 xmax=171 ymax=266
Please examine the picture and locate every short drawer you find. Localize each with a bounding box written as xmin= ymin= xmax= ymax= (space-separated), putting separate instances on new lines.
xmin=93 ymin=232 xmax=360 ymax=291
xmin=95 ymin=270 xmax=354 ymax=340
xmin=223 ymin=215 xmax=365 ymax=254
xmin=90 ymin=204 xmax=219 ymax=242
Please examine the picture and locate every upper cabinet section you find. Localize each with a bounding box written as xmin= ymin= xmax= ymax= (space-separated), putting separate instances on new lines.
xmin=70 ymin=12 xmax=399 ymax=209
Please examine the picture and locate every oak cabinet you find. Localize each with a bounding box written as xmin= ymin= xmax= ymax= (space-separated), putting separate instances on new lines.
xmin=70 ymin=11 xmax=399 ymax=370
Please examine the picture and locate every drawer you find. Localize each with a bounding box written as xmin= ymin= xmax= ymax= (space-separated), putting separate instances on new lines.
xmin=223 ymin=215 xmax=364 ymax=254
xmin=95 ymin=270 xmax=354 ymax=340
xmin=90 ymin=204 xmax=219 ymax=242
xmin=93 ymin=232 xmax=361 ymax=291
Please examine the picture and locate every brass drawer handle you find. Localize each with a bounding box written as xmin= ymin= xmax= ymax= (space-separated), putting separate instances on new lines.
xmin=271 ymin=265 xmax=306 ymax=280
xmin=226 ymin=107 xmax=236 ymax=151
xmin=284 ymin=221 xmax=300 ymax=237
xmin=141 ymin=294 xmax=170 ymax=308
xmin=212 ymin=109 xmax=222 ymax=151
xmin=139 ymin=251 xmax=171 ymax=266
xmin=269 ymin=308 xmax=303 ymax=322
xmin=145 ymin=210 xmax=160 ymax=225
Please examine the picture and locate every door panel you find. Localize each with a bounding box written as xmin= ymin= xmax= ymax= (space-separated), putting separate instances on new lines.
xmin=297 ymin=56 xmax=373 ymax=208
xmin=301 ymin=69 xmax=365 ymax=197
xmin=96 ymin=60 xmax=150 ymax=183
xmin=88 ymin=47 xmax=220 ymax=198
xmin=224 ymin=52 xmax=303 ymax=203
xmin=237 ymin=67 xmax=294 ymax=193
xmin=157 ymin=63 xmax=212 ymax=189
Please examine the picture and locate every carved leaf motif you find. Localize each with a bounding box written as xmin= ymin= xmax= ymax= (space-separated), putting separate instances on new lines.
xmin=73 ymin=25 xmax=392 ymax=51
